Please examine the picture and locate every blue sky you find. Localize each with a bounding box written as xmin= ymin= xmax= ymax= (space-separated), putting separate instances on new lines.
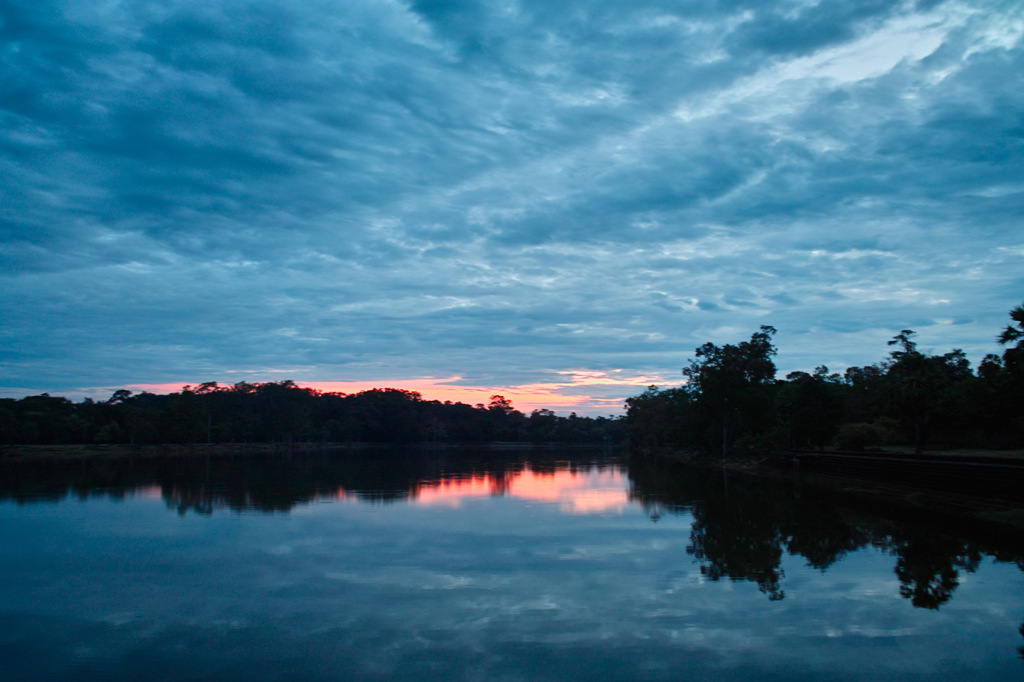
xmin=2 ymin=0 xmax=1022 ymax=414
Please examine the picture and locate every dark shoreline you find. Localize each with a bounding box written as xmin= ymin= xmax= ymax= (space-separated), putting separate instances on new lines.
xmin=637 ymin=446 xmax=1024 ymax=531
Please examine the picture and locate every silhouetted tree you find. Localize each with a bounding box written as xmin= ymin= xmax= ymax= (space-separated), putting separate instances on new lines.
xmin=778 ymin=366 xmax=845 ymax=450
xmin=624 ymin=385 xmax=694 ymax=449
xmin=2 ymin=382 xmax=623 ymax=448
xmin=885 ymin=331 xmax=973 ymax=454
xmin=682 ymin=326 xmax=778 ymax=457
xmin=998 ymin=303 xmax=1024 ymax=348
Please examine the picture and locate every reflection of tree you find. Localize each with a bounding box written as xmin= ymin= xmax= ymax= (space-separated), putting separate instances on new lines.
xmin=0 ymin=448 xmax=617 ymax=515
xmin=625 ymin=453 xmax=706 ymax=517
xmin=488 ymin=470 xmax=514 ymax=496
xmin=785 ymin=501 xmax=869 ymax=571
xmin=628 ymin=456 xmax=792 ymax=599
xmin=887 ymin=532 xmax=981 ymax=610
xmin=686 ymin=482 xmax=788 ymax=600
xmin=630 ymin=454 xmax=859 ymax=600
xmin=626 ymin=453 xmax=1024 ymax=615
xmin=630 ymin=454 xmax=878 ymax=600
xmin=895 ymin=554 xmax=959 ymax=609
xmin=9 ymin=449 xmax=1024 ymax=631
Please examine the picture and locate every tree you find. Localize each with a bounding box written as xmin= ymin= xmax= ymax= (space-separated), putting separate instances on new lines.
xmin=998 ymin=303 xmax=1024 ymax=348
xmin=0 ymin=382 xmax=625 ymax=447
xmin=998 ymin=302 xmax=1024 ymax=377
xmin=624 ymin=385 xmax=694 ymax=449
xmin=488 ymin=395 xmax=514 ymax=414
xmin=983 ymin=302 xmax=1024 ymax=446
xmin=779 ymin=366 xmax=844 ymax=450
xmin=107 ymin=389 xmax=133 ymax=405
xmin=682 ymin=326 xmax=778 ymax=457
xmin=884 ymin=331 xmax=974 ymax=454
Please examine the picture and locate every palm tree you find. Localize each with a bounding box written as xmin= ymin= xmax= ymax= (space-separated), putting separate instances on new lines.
xmin=998 ymin=304 xmax=1024 ymax=347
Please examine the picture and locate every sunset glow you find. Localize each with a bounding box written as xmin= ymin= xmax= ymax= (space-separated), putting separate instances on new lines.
xmin=121 ymin=370 xmax=667 ymax=416
xmin=411 ymin=467 xmax=628 ymax=515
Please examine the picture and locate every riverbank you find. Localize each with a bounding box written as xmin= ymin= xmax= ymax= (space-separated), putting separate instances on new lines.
xmin=639 ymin=446 xmax=1024 ymax=531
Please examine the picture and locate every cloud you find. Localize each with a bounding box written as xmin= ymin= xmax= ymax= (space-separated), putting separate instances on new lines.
xmin=2 ymin=0 xmax=1022 ymax=413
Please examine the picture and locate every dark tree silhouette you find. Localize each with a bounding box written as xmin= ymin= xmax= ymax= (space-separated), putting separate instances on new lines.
xmin=885 ymin=331 xmax=973 ymax=454
xmin=626 ymin=305 xmax=1024 ymax=453
xmin=778 ymin=366 xmax=844 ymax=451
xmin=682 ymin=326 xmax=778 ymax=457
xmin=998 ymin=304 xmax=1024 ymax=348
xmin=624 ymin=385 xmax=694 ymax=449
xmin=1 ymin=382 xmax=624 ymax=448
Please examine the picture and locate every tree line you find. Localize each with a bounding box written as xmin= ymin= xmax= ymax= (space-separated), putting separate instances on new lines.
xmin=0 ymin=383 xmax=625 ymax=447
xmin=625 ymin=303 xmax=1024 ymax=456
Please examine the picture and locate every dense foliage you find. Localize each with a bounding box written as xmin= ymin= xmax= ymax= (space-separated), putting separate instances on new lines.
xmin=626 ymin=304 xmax=1024 ymax=456
xmin=0 ymin=385 xmax=625 ymax=446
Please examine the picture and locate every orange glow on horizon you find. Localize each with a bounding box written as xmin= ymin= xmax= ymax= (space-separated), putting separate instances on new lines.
xmin=123 ymin=370 xmax=666 ymax=416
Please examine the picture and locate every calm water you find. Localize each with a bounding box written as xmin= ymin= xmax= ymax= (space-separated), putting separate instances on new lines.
xmin=1 ymin=449 xmax=1023 ymax=681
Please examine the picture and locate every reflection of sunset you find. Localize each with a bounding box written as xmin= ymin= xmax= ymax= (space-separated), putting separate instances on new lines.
xmin=137 ymin=485 xmax=163 ymax=500
xmin=412 ymin=467 xmax=627 ymax=515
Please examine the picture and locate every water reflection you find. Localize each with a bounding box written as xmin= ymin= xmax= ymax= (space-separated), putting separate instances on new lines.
xmin=414 ymin=467 xmax=626 ymax=514
xmin=3 ymin=448 xmax=1024 ymax=677
xmin=4 ymin=450 xmax=1023 ymax=614
xmin=0 ymin=448 xmax=625 ymax=516
xmin=627 ymin=455 xmax=1024 ymax=660
xmin=5 ymin=453 xmax=1024 ymax=603
xmin=626 ymin=453 xmax=1024 ymax=611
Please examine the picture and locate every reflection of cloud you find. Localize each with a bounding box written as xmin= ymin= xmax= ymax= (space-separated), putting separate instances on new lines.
xmin=413 ymin=468 xmax=627 ymax=515
xmin=561 ymin=488 xmax=629 ymax=515
xmin=137 ymin=485 xmax=163 ymax=500
xmin=414 ymin=475 xmax=499 ymax=508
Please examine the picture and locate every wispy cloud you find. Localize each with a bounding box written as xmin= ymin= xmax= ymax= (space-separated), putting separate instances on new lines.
xmin=2 ymin=0 xmax=1022 ymax=413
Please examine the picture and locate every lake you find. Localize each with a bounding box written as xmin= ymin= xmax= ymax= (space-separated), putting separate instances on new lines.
xmin=1 ymin=448 xmax=1022 ymax=681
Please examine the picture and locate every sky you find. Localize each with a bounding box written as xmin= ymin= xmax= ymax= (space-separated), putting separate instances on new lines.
xmin=2 ymin=0 xmax=1022 ymax=415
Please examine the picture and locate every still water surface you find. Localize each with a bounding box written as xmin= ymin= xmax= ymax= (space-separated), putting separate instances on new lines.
xmin=1 ymin=449 xmax=1023 ymax=680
